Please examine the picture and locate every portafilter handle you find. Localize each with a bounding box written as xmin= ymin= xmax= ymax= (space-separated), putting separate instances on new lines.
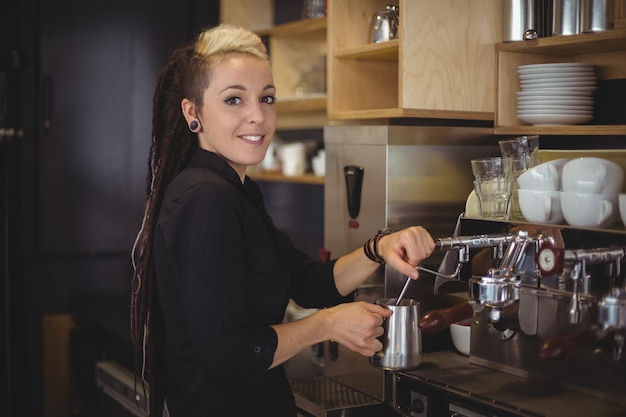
xmin=540 ymin=287 xmax=626 ymax=362
xmin=539 ymin=326 xmax=602 ymax=362
xmin=418 ymin=301 xmax=479 ymax=333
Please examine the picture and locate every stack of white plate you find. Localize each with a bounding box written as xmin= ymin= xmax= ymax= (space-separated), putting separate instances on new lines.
xmin=517 ymin=63 xmax=596 ymax=126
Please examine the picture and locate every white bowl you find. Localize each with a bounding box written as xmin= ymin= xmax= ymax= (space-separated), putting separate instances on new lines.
xmin=450 ymin=323 xmax=470 ymax=356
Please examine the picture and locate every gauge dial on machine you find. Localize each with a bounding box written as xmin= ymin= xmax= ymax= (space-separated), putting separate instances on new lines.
xmin=536 ymin=241 xmax=564 ymax=275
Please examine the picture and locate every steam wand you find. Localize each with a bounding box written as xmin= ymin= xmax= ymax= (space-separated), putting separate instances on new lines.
xmin=396 ymin=263 xmax=463 ymax=306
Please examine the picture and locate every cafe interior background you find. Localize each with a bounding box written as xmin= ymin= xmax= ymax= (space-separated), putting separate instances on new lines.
xmin=2 ymin=0 xmax=626 ymax=416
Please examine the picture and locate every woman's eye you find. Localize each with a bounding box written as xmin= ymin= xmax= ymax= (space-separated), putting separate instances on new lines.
xmin=262 ymin=95 xmax=276 ymax=104
xmin=224 ymin=96 xmax=242 ymax=105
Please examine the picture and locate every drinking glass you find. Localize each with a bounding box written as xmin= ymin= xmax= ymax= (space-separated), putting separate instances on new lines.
xmin=301 ymin=0 xmax=325 ymax=19
xmin=499 ymin=135 xmax=540 ymax=220
xmin=471 ymin=157 xmax=514 ymax=220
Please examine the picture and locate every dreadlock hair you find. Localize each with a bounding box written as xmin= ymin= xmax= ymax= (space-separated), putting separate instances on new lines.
xmin=130 ymin=24 xmax=269 ymax=417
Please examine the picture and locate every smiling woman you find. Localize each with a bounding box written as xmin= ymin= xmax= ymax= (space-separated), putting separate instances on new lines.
xmin=130 ymin=23 xmax=435 ymax=417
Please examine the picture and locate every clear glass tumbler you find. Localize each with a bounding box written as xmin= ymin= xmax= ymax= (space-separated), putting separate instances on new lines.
xmin=471 ymin=157 xmax=514 ymax=220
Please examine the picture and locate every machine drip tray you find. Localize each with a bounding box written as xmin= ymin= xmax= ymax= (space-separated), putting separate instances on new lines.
xmin=290 ymin=376 xmax=396 ymax=417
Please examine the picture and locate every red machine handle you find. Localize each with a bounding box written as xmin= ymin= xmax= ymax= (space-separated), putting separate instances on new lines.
xmin=418 ymin=302 xmax=474 ymax=333
xmin=538 ymin=327 xmax=600 ymax=361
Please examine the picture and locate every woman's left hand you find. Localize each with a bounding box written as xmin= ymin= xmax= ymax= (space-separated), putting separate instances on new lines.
xmin=378 ymin=226 xmax=435 ymax=279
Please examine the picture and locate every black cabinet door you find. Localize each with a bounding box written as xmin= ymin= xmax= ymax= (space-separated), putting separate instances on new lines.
xmin=38 ymin=0 xmax=189 ymax=253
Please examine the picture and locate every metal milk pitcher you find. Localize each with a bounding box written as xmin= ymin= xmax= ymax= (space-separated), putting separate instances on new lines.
xmin=370 ymin=298 xmax=422 ymax=371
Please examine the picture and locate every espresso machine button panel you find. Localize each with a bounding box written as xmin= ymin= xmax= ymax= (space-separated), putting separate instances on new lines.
xmin=394 ymin=374 xmax=534 ymax=417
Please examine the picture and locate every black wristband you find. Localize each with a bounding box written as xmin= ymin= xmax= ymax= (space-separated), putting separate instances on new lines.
xmin=363 ymin=236 xmax=380 ymax=263
xmin=363 ymin=229 xmax=391 ymax=264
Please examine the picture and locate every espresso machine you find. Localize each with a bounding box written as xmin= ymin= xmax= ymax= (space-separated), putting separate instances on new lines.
xmin=418 ymin=217 xmax=626 ymax=411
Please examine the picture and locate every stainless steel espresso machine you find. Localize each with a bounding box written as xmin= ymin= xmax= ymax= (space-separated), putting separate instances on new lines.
xmin=290 ymin=124 xmax=497 ymax=416
xmin=411 ymin=217 xmax=626 ymax=415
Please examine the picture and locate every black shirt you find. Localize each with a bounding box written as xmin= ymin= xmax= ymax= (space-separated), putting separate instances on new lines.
xmin=154 ymin=148 xmax=351 ymax=416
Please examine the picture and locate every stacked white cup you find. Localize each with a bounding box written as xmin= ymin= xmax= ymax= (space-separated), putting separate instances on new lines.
xmin=517 ymin=158 xmax=569 ymax=224
xmin=560 ymin=158 xmax=624 ymax=228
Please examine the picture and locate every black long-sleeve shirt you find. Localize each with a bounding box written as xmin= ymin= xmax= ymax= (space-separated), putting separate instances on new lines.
xmin=154 ymin=148 xmax=351 ymax=416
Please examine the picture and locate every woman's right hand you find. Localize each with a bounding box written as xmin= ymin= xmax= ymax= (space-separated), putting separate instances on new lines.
xmin=323 ymin=301 xmax=392 ymax=357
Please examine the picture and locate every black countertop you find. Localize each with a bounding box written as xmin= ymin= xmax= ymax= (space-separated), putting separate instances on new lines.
xmin=399 ymin=350 xmax=626 ymax=417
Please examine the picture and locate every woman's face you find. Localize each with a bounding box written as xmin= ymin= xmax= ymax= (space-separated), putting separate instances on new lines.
xmin=195 ymin=54 xmax=277 ymax=180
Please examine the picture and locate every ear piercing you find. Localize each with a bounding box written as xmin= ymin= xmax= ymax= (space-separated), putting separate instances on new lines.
xmin=189 ymin=120 xmax=199 ymax=132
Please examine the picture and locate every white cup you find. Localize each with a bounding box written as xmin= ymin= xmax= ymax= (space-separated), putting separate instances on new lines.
xmin=517 ymin=158 xmax=569 ymax=191
xmin=561 ymin=191 xmax=618 ymax=228
xmin=562 ymin=157 xmax=624 ymax=194
xmin=619 ymin=194 xmax=626 ymax=227
xmin=311 ymin=149 xmax=325 ymax=177
xmin=518 ymin=189 xmax=564 ymax=224
xmin=280 ymin=143 xmax=307 ymax=176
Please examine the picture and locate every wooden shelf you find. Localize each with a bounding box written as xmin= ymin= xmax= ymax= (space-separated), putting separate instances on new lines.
xmin=249 ymin=172 xmax=324 ymax=185
xmin=463 ymin=215 xmax=626 ymax=235
xmin=327 ymin=0 xmax=501 ymax=121
xmin=276 ymin=94 xmax=326 ymax=113
xmin=265 ymin=17 xmax=327 ymax=129
xmin=259 ymin=16 xmax=327 ymax=37
xmin=334 ymin=39 xmax=399 ymax=60
xmin=496 ymin=28 xmax=626 ymax=56
xmin=494 ymin=125 xmax=626 ymax=136
xmin=328 ymin=107 xmax=494 ymax=122
xmin=495 ymin=27 xmax=626 ymax=135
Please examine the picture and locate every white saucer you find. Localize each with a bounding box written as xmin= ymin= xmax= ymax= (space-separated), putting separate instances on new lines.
xmin=518 ymin=113 xmax=593 ymax=125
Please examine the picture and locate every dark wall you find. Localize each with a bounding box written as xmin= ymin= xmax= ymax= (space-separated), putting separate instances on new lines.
xmin=258 ymin=181 xmax=324 ymax=261
xmin=3 ymin=1 xmax=220 ymax=416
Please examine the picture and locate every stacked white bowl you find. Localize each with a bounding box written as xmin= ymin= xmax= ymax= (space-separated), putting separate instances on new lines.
xmin=517 ymin=63 xmax=597 ymax=126
xmin=560 ymin=158 xmax=624 ymax=228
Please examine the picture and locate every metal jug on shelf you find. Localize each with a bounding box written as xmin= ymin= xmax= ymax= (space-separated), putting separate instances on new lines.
xmin=370 ymin=4 xmax=399 ymax=43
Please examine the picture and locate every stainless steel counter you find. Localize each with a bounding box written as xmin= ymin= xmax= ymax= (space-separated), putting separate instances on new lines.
xmin=397 ymin=350 xmax=626 ymax=417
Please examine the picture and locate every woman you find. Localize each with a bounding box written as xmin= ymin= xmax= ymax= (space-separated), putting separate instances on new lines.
xmin=131 ymin=24 xmax=435 ymax=417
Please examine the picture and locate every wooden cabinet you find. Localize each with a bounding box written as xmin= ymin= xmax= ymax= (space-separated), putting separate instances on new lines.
xmin=326 ymin=0 xmax=501 ymax=122
xmin=494 ymin=27 xmax=626 ymax=136
xmin=222 ymin=0 xmax=502 ymax=126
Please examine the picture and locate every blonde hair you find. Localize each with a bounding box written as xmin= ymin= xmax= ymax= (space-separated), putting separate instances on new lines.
xmin=195 ymin=23 xmax=269 ymax=65
xmin=183 ymin=24 xmax=271 ymax=111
